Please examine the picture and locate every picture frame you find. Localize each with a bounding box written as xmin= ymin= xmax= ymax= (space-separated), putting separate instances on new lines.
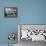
xmin=18 ymin=24 xmax=46 ymax=42
xmin=4 ymin=7 xmax=18 ymax=17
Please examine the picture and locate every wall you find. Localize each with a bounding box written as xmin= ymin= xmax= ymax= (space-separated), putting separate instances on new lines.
xmin=0 ymin=0 xmax=46 ymax=44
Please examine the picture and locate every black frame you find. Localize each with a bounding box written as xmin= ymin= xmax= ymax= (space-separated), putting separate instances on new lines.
xmin=4 ymin=7 xmax=18 ymax=17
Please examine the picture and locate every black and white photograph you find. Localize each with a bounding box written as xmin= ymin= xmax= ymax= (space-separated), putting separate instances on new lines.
xmin=4 ymin=7 xmax=17 ymax=17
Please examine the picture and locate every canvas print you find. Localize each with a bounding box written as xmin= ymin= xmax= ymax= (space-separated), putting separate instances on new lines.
xmin=4 ymin=7 xmax=17 ymax=17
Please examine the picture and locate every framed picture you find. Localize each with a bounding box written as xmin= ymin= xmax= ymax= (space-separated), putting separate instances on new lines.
xmin=18 ymin=24 xmax=46 ymax=41
xmin=4 ymin=7 xmax=18 ymax=17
